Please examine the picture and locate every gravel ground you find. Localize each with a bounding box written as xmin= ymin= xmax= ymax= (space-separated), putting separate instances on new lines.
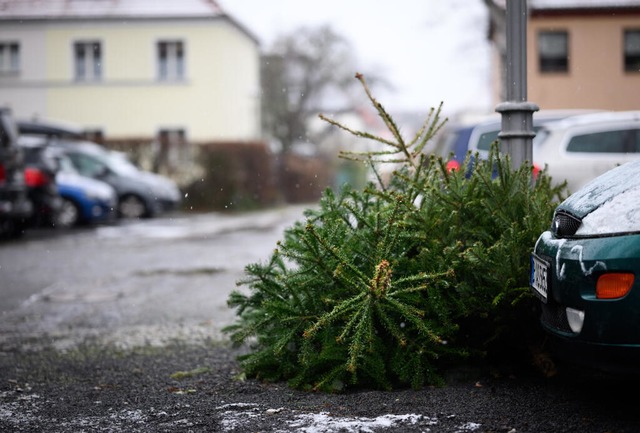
xmin=2 ymin=209 xmax=640 ymax=432
xmin=2 ymin=337 xmax=640 ymax=433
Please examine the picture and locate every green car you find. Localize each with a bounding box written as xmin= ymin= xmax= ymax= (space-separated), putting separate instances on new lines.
xmin=530 ymin=159 xmax=640 ymax=373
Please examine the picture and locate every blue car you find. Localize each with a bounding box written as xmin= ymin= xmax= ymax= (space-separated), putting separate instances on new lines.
xmin=55 ymin=152 xmax=117 ymax=228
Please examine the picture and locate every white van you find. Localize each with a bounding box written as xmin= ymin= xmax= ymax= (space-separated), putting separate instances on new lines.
xmin=437 ymin=109 xmax=602 ymax=171
xmin=533 ymin=111 xmax=640 ymax=193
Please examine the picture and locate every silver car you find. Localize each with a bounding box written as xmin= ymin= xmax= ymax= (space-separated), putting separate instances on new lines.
xmin=533 ymin=111 xmax=640 ymax=193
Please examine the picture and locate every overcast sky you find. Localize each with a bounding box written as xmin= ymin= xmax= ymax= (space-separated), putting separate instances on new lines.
xmin=218 ymin=0 xmax=493 ymax=117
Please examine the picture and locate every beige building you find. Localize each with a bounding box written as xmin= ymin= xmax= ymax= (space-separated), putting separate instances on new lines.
xmin=0 ymin=0 xmax=261 ymax=149
xmin=489 ymin=0 xmax=640 ymax=111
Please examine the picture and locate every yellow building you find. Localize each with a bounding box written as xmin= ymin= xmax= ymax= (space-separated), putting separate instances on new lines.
xmin=0 ymin=0 xmax=261 ymax=146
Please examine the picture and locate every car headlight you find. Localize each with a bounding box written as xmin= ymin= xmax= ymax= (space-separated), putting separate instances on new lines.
xmin=551 ymin=210 xmax=582 ymax=238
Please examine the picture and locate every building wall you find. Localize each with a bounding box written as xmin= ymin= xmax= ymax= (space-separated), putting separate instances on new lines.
xmin=527 ymin=13 xmax=640 ymax=111
xmin=0 ymin=24 xmax=49 ymax=118
xmin=0 ymin=18 xmax=261 ymax=142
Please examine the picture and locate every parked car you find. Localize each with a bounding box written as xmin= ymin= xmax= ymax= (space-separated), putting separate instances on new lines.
xmin=532 ymin=111 xmax=640 ymax=193
xmin=438 ymin=109 xmax=603 ymax=172
xmin=530 ymin=159 xmax=640 ymax=373
xmin=0 ymin=107 xmax=32 ymax=237
xmin=52 ymin=139 xmax=182 ymax=219
xmin=53 ymin=149 xmax=118 ymax=228
xmin=19 ymin=139 xmax=63 ymax=227
xmin=17 ymin=118 xmax=84 ymax=140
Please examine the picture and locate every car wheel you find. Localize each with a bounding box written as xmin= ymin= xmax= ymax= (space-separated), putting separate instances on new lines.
xmin=118 ymin=194 xmax=147 ymax=219
xmin=56 ymin=198 xmax=81 ymax=228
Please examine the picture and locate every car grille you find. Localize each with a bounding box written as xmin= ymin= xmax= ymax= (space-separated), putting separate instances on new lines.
xmin=552 ymin=211 xmax=582 ymax=237
xmin=540 ymin=301 xmax=573 ymax=334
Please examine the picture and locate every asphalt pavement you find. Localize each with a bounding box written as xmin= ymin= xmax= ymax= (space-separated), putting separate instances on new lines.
xmin=0 ymin=205 xmax=311 ymax=351
xmin=2 ymin=205 xmax=640 ymax=432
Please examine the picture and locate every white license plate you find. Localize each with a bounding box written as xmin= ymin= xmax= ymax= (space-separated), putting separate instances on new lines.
xmin=530 ymin=254 xmax=550 ymax=302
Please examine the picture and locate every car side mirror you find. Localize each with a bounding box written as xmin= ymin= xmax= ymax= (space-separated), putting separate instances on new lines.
xmin=96 ymin=166 xmax=110 ymax=178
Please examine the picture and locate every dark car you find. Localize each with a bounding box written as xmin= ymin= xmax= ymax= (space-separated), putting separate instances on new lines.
xmin=17 ymin=118 xmax=84 ymax=140
xmin=530 ymin=159 xmax=640 ymax=374
xmin=19 ymin=139 xmax=63 ymax=227
xmin=0 ymin=107 xmax=33 ymax=238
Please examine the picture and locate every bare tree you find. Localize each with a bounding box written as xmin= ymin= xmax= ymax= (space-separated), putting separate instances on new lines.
xmin=261 ymin=25 xmax=387 ymax=154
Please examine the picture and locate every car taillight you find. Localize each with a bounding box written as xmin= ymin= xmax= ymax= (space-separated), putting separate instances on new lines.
xmin=0 ymin=163 xmax=5 ymax=184
xmin=446 ymin=160 xmax=460 ymax=172
xmin=24 ymin=167 xmax=50 ymax=187
xmin=532 ymin=164 xmax=540 ymax=180
xmin=596 ymin=273 xmax=634 ymax=299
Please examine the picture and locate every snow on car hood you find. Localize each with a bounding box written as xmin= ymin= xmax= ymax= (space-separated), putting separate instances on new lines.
xmin=576 ymin=185 xmax=640 ymax=235
xmin=558 ymin=160 xmax=640 ymax=235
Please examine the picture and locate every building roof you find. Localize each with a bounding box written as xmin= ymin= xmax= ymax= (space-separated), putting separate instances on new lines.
xmin=530 ymin=0 xmax=640 ymax=8
xmin=0 ymin=0 xmax=260 ymax=44
xmin=491 ymin=0 xmax=640 ymax=10
xmin=0 ymin=0 xmax=223 ymax=19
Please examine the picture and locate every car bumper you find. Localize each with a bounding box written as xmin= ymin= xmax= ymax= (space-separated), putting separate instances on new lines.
xmin=0 ymin=190 xmax=33 ymax=220
xmin=532 ymin=231 xmax=640 ymax=345
xmin=546 ymin=332 xmax=640 ymax=376
xmin=153 ymin=197 xmax=181 ymax=214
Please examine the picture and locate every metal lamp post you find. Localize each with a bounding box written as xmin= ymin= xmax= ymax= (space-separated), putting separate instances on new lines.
xmin=495 ymin=0 xmax=539 ymax=169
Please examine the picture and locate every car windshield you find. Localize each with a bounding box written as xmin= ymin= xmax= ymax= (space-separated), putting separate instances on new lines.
xmin=104 ymin=151 xmax=140 ymax=176
xmin=532 ymin=128 xmax=550 ymax=150
xmin=79 ymin=144 xmax=139 ymax=176
xmin=477 ymin=125 xmax=549 ymax=152
xmin=57 ymin=153 xmax=78 ymax=174
xmin=477 ymin=130 xmax=500 ymax=151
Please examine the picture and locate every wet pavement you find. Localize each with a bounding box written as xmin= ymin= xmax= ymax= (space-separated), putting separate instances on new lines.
xmin=3 ymin=205 xmax=640 ymax=433
xmin=0 ymin=205 xmax=311 ymax=351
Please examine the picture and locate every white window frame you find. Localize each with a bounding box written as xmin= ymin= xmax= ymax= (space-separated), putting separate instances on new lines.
xmin=74 ymin=40 xmax=102 ymax=81
xmin=0 ymin=41 xmax=20 ymax=74
xmin=157 ymin=40 xmax=185 ymax=81
xmin=155 ymin=128 xmax=190 ymax=173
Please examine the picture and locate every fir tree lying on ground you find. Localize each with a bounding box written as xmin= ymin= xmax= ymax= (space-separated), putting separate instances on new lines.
xmin=223 ymin=73 xmax=566 ymax=392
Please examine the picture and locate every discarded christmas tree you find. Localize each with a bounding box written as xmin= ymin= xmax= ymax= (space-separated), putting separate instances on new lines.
xmin=224 ymin=74 xmax=565 ymax=392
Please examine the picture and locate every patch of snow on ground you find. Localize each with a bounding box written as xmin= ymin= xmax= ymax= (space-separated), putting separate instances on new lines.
xmin=0 ymin=396 xmax=484 ymax=433
xmin=215 ymin=406 xmax=482 ymax=433
xmin=95 ymin=205 xmax=311 ymax=240
xmin=216 ymin=403 xmax=263 ymax=430
xmin=282 ymin=412 xmax=426 ymax=432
